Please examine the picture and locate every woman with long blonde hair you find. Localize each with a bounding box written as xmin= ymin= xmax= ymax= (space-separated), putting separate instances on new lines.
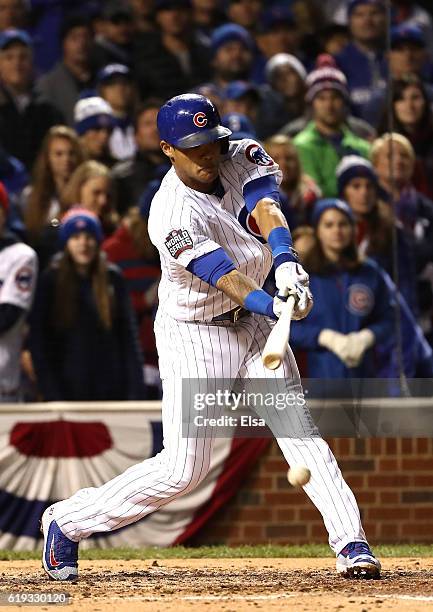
xmin=61 ymin=160 xmax=119 ymax=236
xmin=23 ymin=125 xmax=84 ymax=237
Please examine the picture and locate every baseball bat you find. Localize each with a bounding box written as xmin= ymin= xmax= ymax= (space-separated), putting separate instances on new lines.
xmin=262 ymin=295 xmax=296 ymax=370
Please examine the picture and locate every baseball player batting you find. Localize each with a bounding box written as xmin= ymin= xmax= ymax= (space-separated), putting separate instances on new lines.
xmin=41 ymin=94 xmax=380 ymax=581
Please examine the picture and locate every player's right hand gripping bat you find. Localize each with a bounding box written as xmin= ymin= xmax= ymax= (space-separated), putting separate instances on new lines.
xmin=262 ymin=295 xmax=296 ymax=370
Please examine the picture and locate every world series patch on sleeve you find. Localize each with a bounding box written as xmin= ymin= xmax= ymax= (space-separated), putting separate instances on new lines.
xmin=165 ymin=229 xmax=194 ymax=259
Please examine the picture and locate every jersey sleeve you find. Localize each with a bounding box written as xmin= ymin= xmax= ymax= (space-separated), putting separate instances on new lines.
xmin=0 ymin=245 xmax=38 ymax=311
xmin=230 ymin=138 xmax=283 ymax=191
xmin=151 ymin=200 xmax=222 ymax=269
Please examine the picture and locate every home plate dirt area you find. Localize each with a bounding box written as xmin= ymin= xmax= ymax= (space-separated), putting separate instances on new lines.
xmin=2 ymin=558 xmax=433 ymax=611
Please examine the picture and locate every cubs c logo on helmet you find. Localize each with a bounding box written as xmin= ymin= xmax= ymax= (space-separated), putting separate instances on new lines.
xmin=347 ymin=283 xmax=374 ymax=316
xmin=193 ymin=112 xmax=208 ymax=128
xmin=245 ymin=144 xmax=274 ymax=166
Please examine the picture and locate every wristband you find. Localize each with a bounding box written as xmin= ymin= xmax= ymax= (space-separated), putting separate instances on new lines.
xmin=268 ymin=226 xmax=299 ymax=268
xmin=244 ymin=289 xmax=277 ymax=320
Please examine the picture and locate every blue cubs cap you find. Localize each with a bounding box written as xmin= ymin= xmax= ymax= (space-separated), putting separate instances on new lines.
xmin=391 ymin=24 xmax=426 ymax=48
xmin=211 ymin=23 xmax=254 ymax=56
xmin=157 ymin=93 xmax=231 ymax=149
xmin=59 ymin=208 xmax=103 ymax=246
xmin=347 ymin=0 xmax=385 ymax=18
xmin=312 ymin=198 xmax=355 ymax=226
xmin=221 ymin=113 xmax=256 ymax=140
xmin=0 ymin=29 xmax=32 ymax=50
xmin=97 ymin=63 xmax=131 ymax=85
xmin=224 ymin=80 xmax=259 ymax=101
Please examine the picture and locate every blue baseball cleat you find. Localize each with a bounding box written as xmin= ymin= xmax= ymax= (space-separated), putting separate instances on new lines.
xmin=336 ymin=541 xmax=381 ymax=579
xmin=41 ymin=506 xmax=79 ymax=581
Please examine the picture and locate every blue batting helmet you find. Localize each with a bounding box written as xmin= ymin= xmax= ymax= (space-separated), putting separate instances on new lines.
xmin=157 ymin=94 xmax=231 ymax=149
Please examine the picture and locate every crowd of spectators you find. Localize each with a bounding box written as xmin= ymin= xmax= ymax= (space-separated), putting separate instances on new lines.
xmin=1 ymin=0 xmax=433 ymax=402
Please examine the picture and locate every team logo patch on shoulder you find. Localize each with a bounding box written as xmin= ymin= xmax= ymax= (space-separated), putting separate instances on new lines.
xmin=165 ymin=229 xmax=193 ymax=259
xmin=15 ymin=266 xmax=33 ymax=292
xmin=245 ymin=143 xmax=274 ymax=167
xmin=347 ymin=283 xmax=374 ymax=316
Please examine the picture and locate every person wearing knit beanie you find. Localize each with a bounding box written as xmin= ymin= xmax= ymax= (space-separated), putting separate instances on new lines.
xmin=265 ymin=53 xmax=306 ymax=84
xmin=336 ymin=155 xmax=378 ymax=196
xmin=29 ymin=208 xmax=145 ymax=405
xmin=335 ymin=153 xmax=420 ymax=317
xmin=258 ymin=53 xmax=307 ymax=139
xmin=292 ymin=55 xmax=371 ymax=197
xmin=279 ymin=54 xmax=375 ymax=142
xmin=305 ymin=55 xmax=349 ymax=104
xmin=73 ymin=97 xmax=116 ymax=167
xmin=311 ymin=197 xmax=355 ymax=227
xmin=59 ymin=208 xmax=103 ymax=248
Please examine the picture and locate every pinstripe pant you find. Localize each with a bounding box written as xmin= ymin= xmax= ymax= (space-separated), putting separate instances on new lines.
xmin=54 ymin=313 xmax=366 ymax=553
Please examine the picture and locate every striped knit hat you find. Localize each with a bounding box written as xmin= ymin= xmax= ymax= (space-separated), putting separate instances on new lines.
xmin=305 ymin=55 xmax=349 ymax=103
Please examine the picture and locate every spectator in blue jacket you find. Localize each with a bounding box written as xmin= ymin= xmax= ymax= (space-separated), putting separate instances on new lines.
xmin=29 ymin=208 xmax=145 ymax=401
xmin=290 ymin=198 xmax=394 ymax=379
xmin=334 ymin=0 xmax=387 ymax=117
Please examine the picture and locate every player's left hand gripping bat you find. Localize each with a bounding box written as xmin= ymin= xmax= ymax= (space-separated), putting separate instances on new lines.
xmin=262 ymin=295 xmax=296 ymax=370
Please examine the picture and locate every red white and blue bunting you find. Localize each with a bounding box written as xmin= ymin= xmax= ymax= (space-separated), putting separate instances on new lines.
xmin=0 ymin=404 xmax=269 ymax=550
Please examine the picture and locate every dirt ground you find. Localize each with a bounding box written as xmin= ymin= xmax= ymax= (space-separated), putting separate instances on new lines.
xmin=1 ymin=558 xmax=433 ymax=611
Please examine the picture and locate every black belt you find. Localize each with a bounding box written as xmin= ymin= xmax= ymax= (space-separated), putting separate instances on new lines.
xmin=211 ymin=306 xmax=249 ymax=324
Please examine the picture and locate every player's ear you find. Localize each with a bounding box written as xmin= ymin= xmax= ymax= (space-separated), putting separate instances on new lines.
xmin=160 ymin=140 xmax=175 ymax=162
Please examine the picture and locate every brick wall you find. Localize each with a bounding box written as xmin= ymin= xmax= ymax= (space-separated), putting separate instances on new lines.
xmin=193 ymin=438 xmax=433 ymax=545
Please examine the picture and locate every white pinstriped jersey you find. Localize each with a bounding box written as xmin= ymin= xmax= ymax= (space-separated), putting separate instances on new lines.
xmin=148 ymin=139 xmax=282 ymax=322
xmin=0 ymin=242 xmax=37 ymax=390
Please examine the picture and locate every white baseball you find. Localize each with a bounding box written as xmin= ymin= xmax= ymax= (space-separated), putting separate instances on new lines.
xmin=287 ymin=465 xmax=311 ymax=487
